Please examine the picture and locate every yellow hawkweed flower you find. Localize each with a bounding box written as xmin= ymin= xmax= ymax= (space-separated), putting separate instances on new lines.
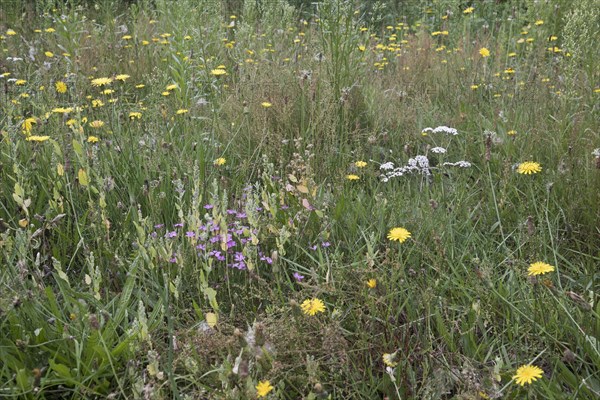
xmin=255 ymin=380 xmax=274 ymax=397
xmin=387 ymin=227 xmax=411 ymax=243
xmin=214 ymin=157 xmax=226 ymax=166
xmin=55 ymin=81 xmax=67 ymax=93
xmin=479 ymin=47 xmax=490 ymax=57
xmin=300 ymin=298 xmax=326 ymax=316
xmin=517 ymin=161 xmax=542 ymax=175
xmin=513 ymin=365 xmax=543 ymax=386
xmin=528 ymin=262 xmax=555 ymax=276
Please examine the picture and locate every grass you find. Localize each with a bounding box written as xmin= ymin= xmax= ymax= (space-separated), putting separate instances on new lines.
xmin=0 ymin=0 xmax=599 ymax=399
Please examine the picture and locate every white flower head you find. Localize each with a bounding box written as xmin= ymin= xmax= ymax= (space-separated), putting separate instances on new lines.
xmin=430 ymin=147 xmax=446 ymax=154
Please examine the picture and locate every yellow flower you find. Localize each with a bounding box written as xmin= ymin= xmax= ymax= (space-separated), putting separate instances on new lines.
xmin=512 ymin=365 xmax=543 ymax=386
xmin=176 ymin=109 xmax=189 ymax=115
xmin=528 ymin=261 xmax=555 ymax=276
xmin=129 ymin=112 xmax=142 ymax=120
xmin=387 ymin=227 xmax=411 ymax=243
xmin=55 ymin=81 xmax=67 ymax=93
xmin=479 ymin=47 xmax=490 ymax=57
xmin=15 ymin=79 xmax=27 ymax=86
xmin=355 ymin=160 xmax=367 ymax=168
xmin=135 ymin=84 xmax=145 ymax=89
xmin=382 ymin=352 xmax=399 ymax=367
xmin=92 ymin=99 xmax=104 ymax=108
xmin=45 ymin=51 xmax=54 ymax=58
xmin=534 ymin=20 xmax=544 ymax=26
xmin=367 ymin=279 xmax=377 ymax=288
xmin=89 ymin=120 xmax=105 ymax=128
xmin=346 ymin=174 xmax=360 ymax=180
xmin=52 ymin=107 xmax=73 ymax=114
xmin=91 ymin=77 xmax=112 ymax=87
xmin=6 ymin=29 xmax=17 ymax=36
xmin=261 ymin=102 xmax=272 ymax=108
xmin=507 ymin=130 xmax=517 ymax=136
xmin=214 ymin=157 xmax=226 ymax=166
xmin=102 ymin=89 xmax=114 ymax=95
xmin=255 ymin=380 xmax=274 ymax=397
xmin=45 ymin=28 xmax=55 ymax=33
xmin=300 ymin=298 xmax=326 ymax=316
xmin=26 ymin=135 xmax=50 ymax=142
xmin=211 ymin=68 xmax=227 ymax=76
xmin=87 ymin=136 xmax=100 ymax=143
xmin=115 ymin=74 xmax=130 ymax=81
xmin=161 ymin=91 xmax=170 ymax=96
xmin=358 ymin=45 xmax=366 ymax=52
xmin=517 ymin=161 xmax=542 ymax=175
xmin=470 ymin=84 xmax=479 ymax=90
xmin=166 ymin=84 xmax=178 ymax=91
xmin=22 ymin=117 xmax=37 ymax=134
xmin=463 ymin=7 xmax=474 ymax=14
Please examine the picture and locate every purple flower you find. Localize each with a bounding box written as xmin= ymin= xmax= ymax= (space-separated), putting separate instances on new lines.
xmin=204 ymin=204 xmax=214 ymax=210
xmin=174 ymin=222 xmax=184 ymax=228
xmin=236 ymin=212 xmax=246 ymax=219
xmin=185 ymin=231 xmax=196 ymax=238
xmin=226 ymin=209 xmax=237 ymax=215
xmin=309 ymin=244 xmax=318 ymax=251
xmin=227 ymin=240 xmax=236 ymax=249
xmin=234 ymin=252 xmax=245 ymax=262
xmin=321 ymin=241 xmax=331 ymax=248
xmin=166 ymin=231 xmax=178 ymax=238
xmin=260 ymin=255 xmax=273 ymax=264
xmin=281 ymin=204 xmax=289 ymax=210
xmin=169 ymin=254 xmax=177 ymax=263
xmin=150 ymin=232 xmax=158 ymax=239
xmin=293 ymin=272 xmax=305 ymax=282
xmin=196 ymin=243 xmax=206 ymax=250
xmin=154 ymin=224 xmax=164 ymax=229
xmin=231 ymin=261 xmax=246 ymax=270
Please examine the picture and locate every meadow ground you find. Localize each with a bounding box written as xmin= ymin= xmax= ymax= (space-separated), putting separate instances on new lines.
xmin=0 ymin=0 xmax=599 ymax=398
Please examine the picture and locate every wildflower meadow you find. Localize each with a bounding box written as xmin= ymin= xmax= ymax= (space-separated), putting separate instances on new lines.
xmin=0 ymin=0 xmax=599 ymax=398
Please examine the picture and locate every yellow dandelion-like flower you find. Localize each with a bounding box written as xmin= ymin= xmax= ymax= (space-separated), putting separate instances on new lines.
xmin=470 ymin=84 xmax=480 ymax=90
xmin=387 ymin=227 xmax=411 ymax=243
xmin=355 ymin=160 xmax=367 ymax=168
xmin=517 ymin=161 xmax=542 ymax=175
xmin=479 ymin=47 xmax=490 ymax=57
xmin=214 ymin=157 xmax=226 ymax=166
xmin=92 ymin=99 xmax=104 ymax=108
xmin=176 ymin=109 xmax=189 ymax=115
xmin=136 ymin=84 xmax=145 ymax=89
xmin=534 ymin=20 xmax=544 ymax=26
xmin=55 ymin=81 xmax=67 ymax=93
xmin=102 ymin=89 xmax=115 ymax=95
xmin=52 ymin=107 xmax=73 ymax=114
xmin=115 ymin=74 xmax=130 ymax=81
xmin=367 ymin=279 xmax=377 ymax=288
xmin=6 ymin=29 xmax=17 ymax=36
xmin=512 ymin=365 xmax=543 ymax=386
xmin=22 ymin=117 xmax=37 ymax=134
xmin=358 ymin=45 xmax=366 ymax=52
xmin=45 ymin=51 xmax=54 ymax=58
xmin=15 ymin=79 xmax=27 ymax=86
xmin=507 ymin=130 xmax=517 ymax=136
xmin=382 ymin=352 xmax=399 ymax=367
xmin=91 ymin=77 xmax=112 ymax=87
xmin=166 ymin=84 xmax=178 ymax=91
xmin=161 ymin=91 xmax=170 ymax=96
xmin=45 ymin=28 xmax=55 ymax=33
xmin=346 ymin=174 xmax=360 ymax=180
xmin=528 ymin=261 xmax=555 ymax=276
xmin=463 ymin=7 xmax=474 ymax=14
xmin=66 ymin=119 xmax=77 ymax=126
xmin=261 ymin=102 xmax=272 ymax=108
xmin=255 ymin=380 xmax=274 ymax=397
xmin=89 ymin=120 xmax=105 ymax=129
xmin=211 ymin=68 xmax=227 ymax=76
xmin=129 ymin=112 xmax=142 ymax=120
xmin=300 ymin=298 xmax=326 ymax=316
xmin=26 ymin=135 xmax=50 ymax=142
xmin=87 ymin=136 xmax=99 ymax=143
